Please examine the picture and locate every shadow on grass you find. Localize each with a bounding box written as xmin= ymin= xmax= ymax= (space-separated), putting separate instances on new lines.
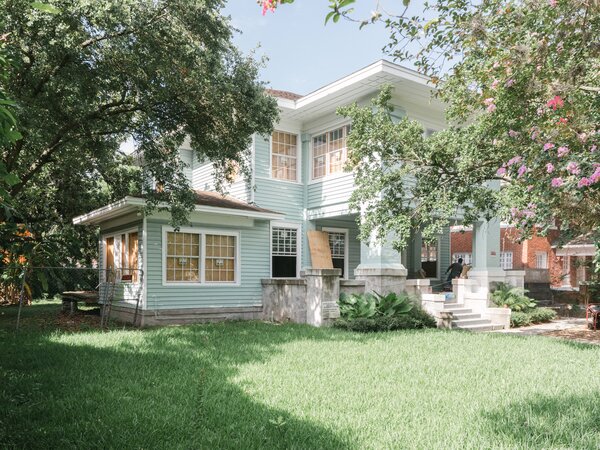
xmin=482 ymin=393 xmax=600 ymax=448
xmin=0 ymin=307 xmax=363 ymax=449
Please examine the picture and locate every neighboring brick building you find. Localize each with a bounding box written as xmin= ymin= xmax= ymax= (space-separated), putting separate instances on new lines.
xmin=450 ymin=226 xmax=593 ymax=290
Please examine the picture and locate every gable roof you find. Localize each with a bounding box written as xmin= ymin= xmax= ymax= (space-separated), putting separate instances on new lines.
xmin=73 ymin=190 xmax=284 ymax=225
xmin=266 ymin=89 xmax=303 ymax=101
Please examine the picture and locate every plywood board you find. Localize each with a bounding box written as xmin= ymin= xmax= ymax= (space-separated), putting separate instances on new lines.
xmin=307 ymin=231 xmax=333 ymax=269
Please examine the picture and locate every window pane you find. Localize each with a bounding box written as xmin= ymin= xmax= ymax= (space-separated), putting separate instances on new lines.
xmin=272 ymin=131 xmax=298 ymax=181
xmin=204 ymin=234 xmax=236 ymax=283
xmin=165 ymin=231 xmax=200 ymax=283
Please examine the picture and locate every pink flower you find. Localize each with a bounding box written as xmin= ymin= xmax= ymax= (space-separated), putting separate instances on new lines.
xmin=517 ymin=165 xmax=528 ymax=177
xmin=591 ymin=145 xmax=597 ymax=153
xmin=557 ymin=117 xmax=568 ymax=125
xmin=484 ymin=98 xmax=495 ymax=106
xmin=527 ymin=185 xmax=534 ymax=191
xmin=557 ymin=146 xmax=569 ymax=157
xmin=530 ymin=128 xmax=540 ymax=140
xmin=547 ymin=95 xmax=564 ymax=110
xmin=496 ymin=167 xmax=507 ymax=176
xmin=491 ymin=79 xmax=500 ymax=90
xmin=551 ymin=177 xmax=564 ymax=187
xmin=543 ymin=142 xmax=554 ymax=151
xmin=487 ymin=104 xmax=497 ymax=113
xmin=566 ymin=161 xmax=580 ymax=175
xmin=577 ymin=177 xmax=591 ymax=188
xmin=590 ymin=167 xmax=600 ymax=184
xmin=261 ymin=0 xmax=277 ymax=15
xmin=508 ymin=129 xmax=520 ymax=138
xmin=549 ymin=0 xmax=557 ymax=7
xmin=506 ymin=156 xmax=523 ymax=166
xmin=505 ymin=79 xmax=515 ymax=87
xmin=546 ymin=163 xmax=555 ymax=173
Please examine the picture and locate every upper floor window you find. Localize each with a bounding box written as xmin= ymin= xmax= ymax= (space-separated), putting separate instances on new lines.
xmin=312 ymin=125 xmax=351 ymax=180
xmin=535 ymin=251 xmax=548 ymax=269
xmin=271 ymin=131 xmax=298 ymax=182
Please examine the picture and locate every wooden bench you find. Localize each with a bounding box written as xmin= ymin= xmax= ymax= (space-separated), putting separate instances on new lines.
xmin=61 ymin=291 xmax=99 ymax=314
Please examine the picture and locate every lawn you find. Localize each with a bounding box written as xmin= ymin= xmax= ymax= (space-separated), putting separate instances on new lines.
xmin=1 ymin=301 xmax=600 ymax=449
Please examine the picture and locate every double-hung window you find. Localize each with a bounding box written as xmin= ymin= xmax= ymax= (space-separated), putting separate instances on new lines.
xmin=535 ymin=251 xmax=548 ymax=269
xmin=312 ymin=125 xmax=351 ymax=180
xmin=452 ymin=253 xmax=471 ymax=265
xmin=271 ymin=131 xmax=298 ymax=182
xmin=421 ymin=240 xmax=438 ymax=278
xmin=271 ymin=226 xmax=299 ymax=277
xmin=324 ymin=228 xmax=348 ymax=278
xmin=500 ymin=251 xmax=513 ymax=270
xmin=163 ymin=228 xmax=238 ymax=284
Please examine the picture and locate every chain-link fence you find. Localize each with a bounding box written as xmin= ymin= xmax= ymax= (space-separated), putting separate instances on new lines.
xmin=1 ymin=266 xmax=143 ymax=331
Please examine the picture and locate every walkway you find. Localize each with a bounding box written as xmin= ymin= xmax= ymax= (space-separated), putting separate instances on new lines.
xmin=495 ymin=318 xmax=600 ymax=345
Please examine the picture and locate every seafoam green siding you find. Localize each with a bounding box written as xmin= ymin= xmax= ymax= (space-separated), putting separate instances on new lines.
xmin=144 ymin=218 xmax=269 ymax=310
xmin=190 ymin=151 xmax=251 ymax=202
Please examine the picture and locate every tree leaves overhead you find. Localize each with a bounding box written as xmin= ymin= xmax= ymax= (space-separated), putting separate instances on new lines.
xmin=1 ymin=0 xmax=278 ymax=266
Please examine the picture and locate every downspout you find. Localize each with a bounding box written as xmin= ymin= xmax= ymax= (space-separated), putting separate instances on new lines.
xmin=250 ymin=133 xmax=256 ymax=204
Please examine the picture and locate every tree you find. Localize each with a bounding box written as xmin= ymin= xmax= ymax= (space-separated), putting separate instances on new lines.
xmin=1 ymin=0 xmax=278 ymax=266
xmin=260 ymin=0 xmax=599 ymax=252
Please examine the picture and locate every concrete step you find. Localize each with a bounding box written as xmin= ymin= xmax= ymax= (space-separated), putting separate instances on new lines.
xmin=452 ymin=318 xmax=491 ymax=326
xmin=456 ymin=323 xmax=505 ymax=332
xmin=443 ymin=308 xmax=473 ymax=316
xmin=450 ymin=313 xmax=481 ymax=320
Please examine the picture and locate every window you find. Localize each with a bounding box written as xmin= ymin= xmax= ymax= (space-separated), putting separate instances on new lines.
xmin=166 ymin=231 xmax=200 ymax=282
xmin=271 ymin=226 xmax=299 ymax=277
xmin=535 ymin=251 xmax=548 ymax=269
xmin=271 ymin=131 xmax=298 ymax=181
xmin=205 ymin=235 xmax=236 ymax=282
xmin=312 ymin=125 xmax=351 ymax=179
xmin=421 ymin=240 xmax=438 ymax=278
xmin=163 ymin=228 xmax=238 ymax=284
xmin=453 ymin=253 xmax=471 ymax=265
xmin=104 ymin=231 xmax=139 ymax=282
xmin=324 ymin=228 xmax=348 ymax=278
xmin=500 ymin=251 xmax=513 ymax=270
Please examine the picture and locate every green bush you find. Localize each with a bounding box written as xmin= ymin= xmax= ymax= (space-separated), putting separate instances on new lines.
xmin=338 ymin=291 xmax=413 ymax=320
xmin=510 ymin=311 xmax=532 ymax=328
xmin=510 ymin=307 xmax=557 ymax=328
xmin=490 ymin=282 xmax=537 ymax=312
xmin=528 ymin=307 xmax=557 ymax=323
xmin=334 ymin=305 xmax=436 ymax=332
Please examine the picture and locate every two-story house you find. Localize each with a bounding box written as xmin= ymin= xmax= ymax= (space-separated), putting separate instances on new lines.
xmin=74 ymin=60 xmax=518 ymax=327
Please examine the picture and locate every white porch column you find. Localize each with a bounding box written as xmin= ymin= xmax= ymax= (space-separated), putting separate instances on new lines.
xmin=469 ymin=217 xmax=505 ymax=290
xmin=354 ymin=231 xmax=407 ymax=295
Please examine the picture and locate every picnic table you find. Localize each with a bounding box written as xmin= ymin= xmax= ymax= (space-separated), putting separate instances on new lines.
xmin=61 ymin=291 xmax=99 ymax=314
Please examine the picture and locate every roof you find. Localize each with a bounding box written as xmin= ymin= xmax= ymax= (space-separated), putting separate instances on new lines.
xmin=73 ymin=190 xmax=284 ymax=225
xmin=272 ymin=59 xmax=443 ymax=122
xmin=190 ymin=190 xmax=276 ymax=214
xmin=266 ymin=89 xmax=303 ymax=101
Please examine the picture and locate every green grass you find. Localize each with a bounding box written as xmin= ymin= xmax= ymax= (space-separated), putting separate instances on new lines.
xmin=1 ymin=301 xmax=600 ymax=449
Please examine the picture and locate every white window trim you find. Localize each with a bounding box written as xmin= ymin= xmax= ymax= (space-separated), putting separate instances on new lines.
xmin=269 ymin=129 xmax=302 ymax=184
xmin=322 ymin=227 xmax=349 ymax=280
xmin=101 ymin=227 xmax=140 ymax=282
xmin=161 ymin=225 xmax=241 ymax=287
xmin=309 ymin=123 xmax=352 ymax=183
xmin=561 ymin=255 xmax=571 ymax=287
xmin=452 ymin=252 xmax=472 ymax=265
xmin=270 ymin=221 xmax=301 ymax=278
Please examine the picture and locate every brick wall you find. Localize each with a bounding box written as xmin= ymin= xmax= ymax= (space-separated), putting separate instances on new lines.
xmin=450 ymin=227 xmax=565 ymax=287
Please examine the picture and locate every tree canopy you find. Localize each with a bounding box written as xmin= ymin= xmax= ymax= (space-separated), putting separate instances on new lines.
xmin=1 ymin=0 xmax=278 ymax=266
xmin=260 ymin=0 xmax=599 ymax=253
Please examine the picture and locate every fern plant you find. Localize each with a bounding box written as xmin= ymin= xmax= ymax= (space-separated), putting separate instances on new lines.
xmin=338 ymin=292 xmax=413 ymax=319
xmin=490 ymin=282 xmax=537 ymax=312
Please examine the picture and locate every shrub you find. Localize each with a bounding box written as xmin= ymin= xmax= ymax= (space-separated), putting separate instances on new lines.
xmin=510 ymin=307 xmax=557 ymax=328
xmin=490 ymin=282 xmax=537 ymax=312
xmin=510 ymin=311 xmax=531 ymax=328
xmin=528 ymin=307 xmax=557 ymax=323
xmin=338 ymin=292 xmax=413 ymax=320
xmin=334 ymin=304 xmax=436 ymax=332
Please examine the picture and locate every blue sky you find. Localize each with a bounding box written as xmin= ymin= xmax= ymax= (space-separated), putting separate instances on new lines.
xmin=222 ymin=1 xmax=398 ymax=95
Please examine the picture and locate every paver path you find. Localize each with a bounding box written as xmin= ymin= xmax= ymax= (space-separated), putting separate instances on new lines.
xmin=496 ymin=318 xmax=600 ymax=345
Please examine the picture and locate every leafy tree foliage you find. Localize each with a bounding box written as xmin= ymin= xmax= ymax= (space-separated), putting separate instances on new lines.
xmin=1 ymin=0 xmax=278 ymax=267
xmin=261 ymin=0 xmax=599 ymax=257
